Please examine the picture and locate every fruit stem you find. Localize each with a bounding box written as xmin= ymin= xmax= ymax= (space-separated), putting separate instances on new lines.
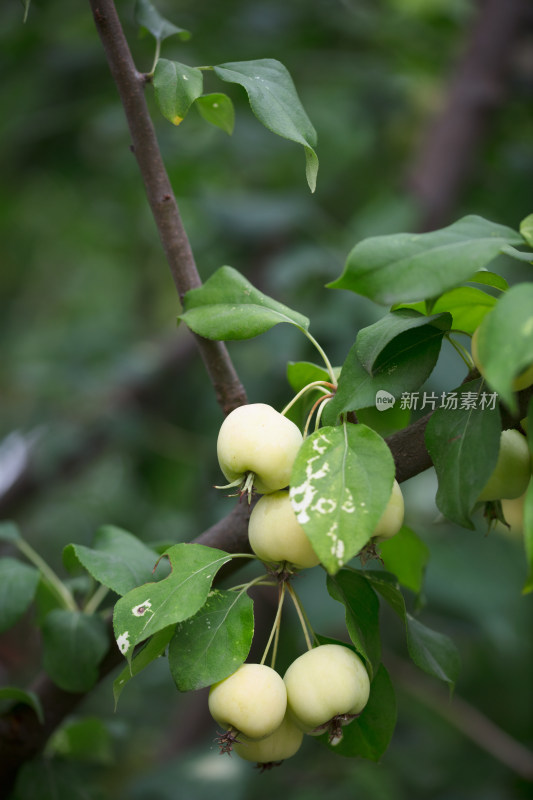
xmin=286 ymin=583 xmax=314 ymax=651
xmin=229 ymin=573 xmax=272 ymax=594
xmin=281 ymin=381 xmax=334 ymax=418
xmin=302 ymin=330 xmax=337 ymax=386
xmin=314 ymin=395 xmax=332 ymax=430
xmin=446 ymin=333 xmax=475 ymax=370
xmin=260 ymin=583 xmax=286 ymax=668
xmin=303 ymin=394 xmax=334 ymax=438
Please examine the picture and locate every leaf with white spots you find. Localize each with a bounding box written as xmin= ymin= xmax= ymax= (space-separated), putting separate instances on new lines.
xmin=112 ymin=543 xmax=232 ymax=663
xmin=113 ymin=626 xmax=175 ymax=708
xmin=290 ymin=423 xmax=395 ymax=574
xmin=168 ymin=588 xmax=254 ymax=691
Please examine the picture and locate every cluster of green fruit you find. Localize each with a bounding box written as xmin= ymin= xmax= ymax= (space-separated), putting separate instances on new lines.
xmin=208 ymin=644 xmax=370 ymax=768
xmin=208 ymin=402 xmax=405 ymax=769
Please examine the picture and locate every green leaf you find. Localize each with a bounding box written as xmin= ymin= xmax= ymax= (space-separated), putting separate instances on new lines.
xmin=367 ymin=572 xmax=460 ymax=688
xmin=355 ymin=309 xmax=451 ymax=373
xmin=355 ymin=404 xmax=411 ymax=438
xmin=287 ymin=361 xmax=332 ymax=393
xmin=285 ymin=361 xmax=336 ymax=427
xmin=425 ymin=379 xmax=501 ymax=528
xmin=113 ymin=543 xmax=232 ymax=662
xmin=290 ymin=423 xmax=395 ymax=574
xmin=113 ymin=626 xmax=174 ymax=708
xmin=469 ymin=271 xmax=508 ymax=291
xmin=63 ymin=525 xmax=163 ymax=597
xmin=0 ymin=687 xmax=44 ymax=723
xmin=41 ymin=610 xmax=109 ymax=692
xmin=404 ymin=614 xmax=461 ymax=688
xmin=0 ymin=558 xmax=40 ymax=632
xmin=134 ymin=0 xmax=190 ymax=43
xmin=213 ymin=59 xmax=318 ymax=191
xmin=379 ymin=526 xmax=429 ymax=596
xmin=326 ymin=569 xmax=381 ymax=678
xmin=168 ymin=588 xmax=254 ymax=691
xmin=324 ymin=320 xmax=448 ymax=421
xmin=14 ymin=758 xmax=100 ymax=800
xmin=46 ymin=717 xmax=113 ymax=764
xmin=431 ymin=286 xmax=497 ymax=335
xmin=154 ymin=59 xmax=203 ymax=125
xmin=195 ymin=93 xmax=235 ymax=134
xmin=320 ymin=663 xmax=396 ymax=760
xmin=328 ymin=216 xmax=523 ymax=305
xmin=474 ymin=283 xmax=533 ymax=413
xmin=179 ymin=265 xmax=309 ymax=340
xmin=520 ymin=213 xmax=533 ymax=248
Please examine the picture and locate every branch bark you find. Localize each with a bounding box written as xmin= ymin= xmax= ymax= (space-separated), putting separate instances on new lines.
xmin=88 ymin=0 xmax=246 ymax=415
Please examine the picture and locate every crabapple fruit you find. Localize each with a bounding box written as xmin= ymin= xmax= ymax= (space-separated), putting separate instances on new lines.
xmin=217 ymin=403 xmax=303 ymax=495
xmin=283 ymin=644 xmax=370 ymax=736
xmin=234 ymin=712 xmax=304 ymax=766
xmin=208 ymin=663 xmax=287 ymax=741
xmin=248 ymin=489 xmax=320 ymax=568
xmin=371 ymin=479 xmax=404 ymax=542
xmin=477 ymin=429 xmax=531 ymax=502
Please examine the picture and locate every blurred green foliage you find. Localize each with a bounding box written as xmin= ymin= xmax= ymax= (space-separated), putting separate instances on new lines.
xmin=1 ymin=0 xmax=532 ymax=798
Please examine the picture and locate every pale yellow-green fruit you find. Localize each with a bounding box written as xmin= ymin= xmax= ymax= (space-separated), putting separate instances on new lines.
xmin=234 ymin=713 xmax=304 ymax=765
xmin=208 ymin=664 xmax=287 ymax=741
xmin=477 ymin=429 xmax=531 ymax=502
xmin=492 ymin=485 xmax=529 ymax=539
xmin=471 ymin=327 xmax=533 ymax=392
xmin=248 ymin=490 xmax=320 ymax=569
xmin=217 ymin=403 xmax=303 ymax=494
xmin=284 ymin=644 xmax=370 ymax=733
xmin=372 ymin=479 xmax=404 ymax=542
xmin=501 ymin=490 xmax=527 ymax=535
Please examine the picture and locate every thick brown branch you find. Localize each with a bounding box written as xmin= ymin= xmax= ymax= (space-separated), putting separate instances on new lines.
xmin=88 ymin=0 xmax=246 ymax=414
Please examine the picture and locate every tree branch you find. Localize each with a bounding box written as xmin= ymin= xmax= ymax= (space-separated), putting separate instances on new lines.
xmin=88 ymin=0 xmax=246 ymax=415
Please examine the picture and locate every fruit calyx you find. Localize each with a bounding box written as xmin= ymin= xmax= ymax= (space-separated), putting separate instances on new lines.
xmin=254 ymin=760 xmax=284 ymax=773
xmin=214 ymin=470 xmax=257 ymax=503
xmin=311 ymin=712 xmax=359 ymax=745
xmin=215 ymin=727 xmax=242 ymax=755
